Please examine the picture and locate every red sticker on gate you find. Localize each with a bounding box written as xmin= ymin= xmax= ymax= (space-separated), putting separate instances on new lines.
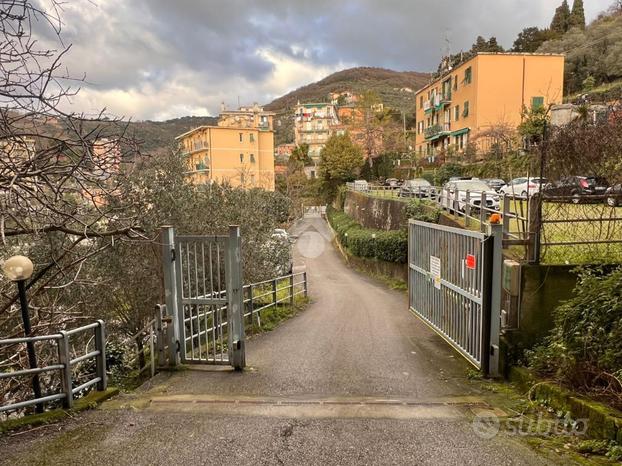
xmin=465 ymin=254 xmax=476 ymax=270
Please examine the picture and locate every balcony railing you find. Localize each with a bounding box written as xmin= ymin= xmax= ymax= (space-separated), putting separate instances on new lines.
xmin=424 ymin=123 xmax=451 ymax=139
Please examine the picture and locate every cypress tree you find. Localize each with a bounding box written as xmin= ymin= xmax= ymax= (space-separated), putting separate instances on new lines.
xmin=569 ymin=0 xmax=586 ymax=30
xmin=550 ymin=0 xmax=571 ymax=35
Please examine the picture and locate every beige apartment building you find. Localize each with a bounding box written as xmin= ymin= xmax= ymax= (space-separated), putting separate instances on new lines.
xmin=176 ymin=104 xmax=275 ymax=191
xmin=414 ymin=53 xmax=565 ymax=160
xmin=294 ymin=102 xmax=339 ymax=161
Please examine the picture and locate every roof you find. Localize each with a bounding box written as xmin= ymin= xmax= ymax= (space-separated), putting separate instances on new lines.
xmin=175 ymin=125 xmax=273 ymax=140
xmin=415 ymin=52 xmax=565 ymax=95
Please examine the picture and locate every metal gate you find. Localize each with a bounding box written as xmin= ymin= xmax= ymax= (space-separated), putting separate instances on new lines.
xmin=408 ymin=220 xmax=501 ymax=375
xmin=160 ymin=226 xmax=245 ymax=369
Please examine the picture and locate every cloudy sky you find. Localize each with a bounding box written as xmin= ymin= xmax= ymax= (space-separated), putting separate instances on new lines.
xmin=39 ymin=0 xmax=613 ymax=121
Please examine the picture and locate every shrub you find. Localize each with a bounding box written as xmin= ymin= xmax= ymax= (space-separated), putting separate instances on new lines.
xmin=404 ymin=199 xmax=441 ymax=224
xmin=327 ymin=207 xmax=407 ymax=263
xmin=528 ymin=266 xmax=622 ymax=408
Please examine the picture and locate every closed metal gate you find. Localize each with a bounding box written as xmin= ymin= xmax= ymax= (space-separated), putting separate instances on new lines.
xmin=408 ymin=220 xmax=500 ymax=374
xmin=161 ymin=226 xmax=245 ymax=370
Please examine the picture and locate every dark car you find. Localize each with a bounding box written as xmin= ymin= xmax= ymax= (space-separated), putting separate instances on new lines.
xmin=605 ymin=184 xmax=622 ymax=207
xmin=543 ymin=176 xmax=609 ymax=204
xmin=399 ymin=178 xmax=434 ymax=198
xmin=482 ymin=178 xmax=506 ymax=192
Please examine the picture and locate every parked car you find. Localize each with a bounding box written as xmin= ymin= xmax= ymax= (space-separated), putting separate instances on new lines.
xmin=399 ymin=178 xmax=433 ymax=198
xmin=482 ymin=178 xmax=506 ymax=192
xmin=542 ymin=176 xmax=609 ymax=204
xmin=441 ymin=179 xmax=500 ymax=213
xmin=353 ymin=180 xmax=369 ymax=192
xmin=499 ymin=177 xmax=549 ymax=198
xmin=605 ymin=184 xmax=622 ymax=207
xmin=384 ymin=178 xmax=400 ymax=189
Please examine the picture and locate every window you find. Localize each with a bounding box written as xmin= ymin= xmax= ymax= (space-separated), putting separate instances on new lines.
xmin=239 ymin=133 xmax=243 ymax=142
xmin=454 ymin=76 xmax=458 ymax=91
xmin=240 ymin=153 xmax=244 ymax=163
xmin=463 ymin=101 xmax=470 ymax=118
xmin=240 ymin=173 xmax=245 ymax=184
xmin=250 ymin=133 xmax=255 ymax=143
xmin=250 ymin=174 xmax=256 ymax=185
xmin=531 ymin=96 xmax=544 ymax=109
xmin=250 ymin=154 xmax=256 ymax=163
xmin=419 ymin=96 xmax=424 ymax=108
xmin=455 ymin=105 xmax=460 ymax=121
xmin=464 ymin=67 xmax=472 ymax=84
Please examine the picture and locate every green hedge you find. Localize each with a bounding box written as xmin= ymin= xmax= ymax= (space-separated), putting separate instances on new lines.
xmin=327 ymin=206 xmax=407 ymax=263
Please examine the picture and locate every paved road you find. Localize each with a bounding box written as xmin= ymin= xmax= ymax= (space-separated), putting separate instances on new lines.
xmin=1 ymin=217 xmax=562 ymax=465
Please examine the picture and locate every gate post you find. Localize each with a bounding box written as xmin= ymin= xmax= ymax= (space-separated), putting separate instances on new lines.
xmin=160 ymin=226 xmax=180 ymax=367
xmin=487 ymin=221 xmax=503 ymax=377
xmin=226 ymin=225 xmax=246 ymax=370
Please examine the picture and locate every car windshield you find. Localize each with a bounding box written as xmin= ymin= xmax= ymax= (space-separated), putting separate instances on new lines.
xmin=454 ymin=181 xmax=491 ymax=191
xmin=408 ymin=179 xmax=431 ymax=187
xmin=529 ymin=178 xmax=548 ymax=183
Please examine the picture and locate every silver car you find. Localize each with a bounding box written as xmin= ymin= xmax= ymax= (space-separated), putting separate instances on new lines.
xmin=441 ymin=179 xmax=500 ymax=212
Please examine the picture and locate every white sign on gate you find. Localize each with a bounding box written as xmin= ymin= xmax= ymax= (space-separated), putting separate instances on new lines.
xmin=430 ymin=255 xmax=441 ymax=290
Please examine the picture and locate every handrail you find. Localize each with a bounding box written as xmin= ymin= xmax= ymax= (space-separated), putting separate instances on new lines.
xmin=0 ymin=320 xmax=107 ymax=413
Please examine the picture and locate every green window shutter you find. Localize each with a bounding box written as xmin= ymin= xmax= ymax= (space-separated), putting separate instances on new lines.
xmin=463 ymin=101 xmax=469 ymax=118
xmin=531 ymin=96 xmax=544 ymax=109
xmin=464 ymin=67 xmax=472 ymax=84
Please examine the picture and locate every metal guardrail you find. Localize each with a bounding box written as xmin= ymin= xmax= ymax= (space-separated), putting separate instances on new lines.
xmin=346 ymin=183 xmax=530 ymax=246
xmin=0 ymin=320 xmax=107 ymax=413
xmin=243 ymin=272 xmax=308 ymax=327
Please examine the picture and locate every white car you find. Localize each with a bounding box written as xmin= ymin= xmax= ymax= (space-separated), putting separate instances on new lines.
xmin=499 ymin=177 xmax=549 ymax=198
xmin=441 ymin=179 xmax=500 ymax=213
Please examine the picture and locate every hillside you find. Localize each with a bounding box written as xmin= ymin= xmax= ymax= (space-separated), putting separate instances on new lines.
xmin=264 ymin=67 xmax=431 ymax=144
xmin=125 ymin=116 xmax=218 ymax=155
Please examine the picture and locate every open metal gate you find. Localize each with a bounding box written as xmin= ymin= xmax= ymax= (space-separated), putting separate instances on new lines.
xmin=160 ymin=226 xmax=245 ymax=370
xmin=408 ymin=220 xmax=501 ymax=375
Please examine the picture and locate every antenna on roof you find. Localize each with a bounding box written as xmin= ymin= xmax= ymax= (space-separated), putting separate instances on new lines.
xmin=237 ymin=95 xmax=240 ymax=108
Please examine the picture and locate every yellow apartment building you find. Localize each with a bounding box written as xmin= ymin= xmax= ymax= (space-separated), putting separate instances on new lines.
xmin=175 ymin=105 xmax=275 ymax=191
xmin=414 ymin=53 xmax=564 ymax=160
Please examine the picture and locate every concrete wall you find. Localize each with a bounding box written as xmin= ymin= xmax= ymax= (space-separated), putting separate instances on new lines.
xmin=344 ymin=191 xmax=406 ymax=230
xmin=503 ymin=264 xmax=578 ymax=360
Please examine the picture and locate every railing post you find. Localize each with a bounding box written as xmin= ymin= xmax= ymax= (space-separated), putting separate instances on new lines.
xmin=58 ymin=331 xmax=73 ymax=409
xmin=94 ymin=320 xmax=107 ymax=391
xmin=480 ymin=192 xmax=487 ymax=232
xmin=272 ymin=279 xmax=277 ymax=306
xmin=465 ymin=190 xmax=471 ymax=226
xmin=249 ymin=284 xmax=255 ymax=326
xmin=226 ymin=225 xmax=245 ymax=370
xmin=160 ymin=226 xmax=180 ymax=367
xmin=528 ymin=193 xmax=542 ymax=264
xmin=502 ymin=194 xmax=510 ymax=239
xmin=289 ymin=274 xmax=294 ymax=307
xmin=303 ymin=271 xmax=308 ymax=298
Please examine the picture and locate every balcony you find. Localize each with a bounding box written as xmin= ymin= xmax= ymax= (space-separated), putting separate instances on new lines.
xmin=424 ymin=123 xmax=451 ymax=140
xmin=440 ymin=91 xmax=452 ymax=104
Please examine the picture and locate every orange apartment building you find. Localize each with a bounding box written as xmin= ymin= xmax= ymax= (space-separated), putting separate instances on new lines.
xmin=176 ymin=104 xmax=276 ymax=191
xmin=414 ymin=53 xmax=564 ymax=161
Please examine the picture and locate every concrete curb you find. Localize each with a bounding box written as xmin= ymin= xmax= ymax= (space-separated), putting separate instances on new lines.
xmin=510 ymin=367 xmax=622 ymax=443
xmin=0 ymin=387 xmax=120 ymax=434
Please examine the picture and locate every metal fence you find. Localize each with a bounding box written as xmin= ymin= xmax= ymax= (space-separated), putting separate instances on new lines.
xmin=153 ymin=271 xmax=308 ymax=370
xmin=0 ymin=321 xmax=107 ymax=413
xmin=408 ymin=220 xmax=501 ymax=375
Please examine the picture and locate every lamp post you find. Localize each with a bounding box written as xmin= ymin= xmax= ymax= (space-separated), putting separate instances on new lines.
xmin=2 ymin=255 xmax=43 ymax=413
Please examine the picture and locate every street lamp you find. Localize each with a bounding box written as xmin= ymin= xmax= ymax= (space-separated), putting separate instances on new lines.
xmin=2 ymin=255 xmax=43 ymax=413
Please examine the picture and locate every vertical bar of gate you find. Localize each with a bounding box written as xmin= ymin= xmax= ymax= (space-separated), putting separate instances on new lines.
xmin=502 ymin=194 xmax=510 ymax=239
xmin=289 ymin=274 xmax=294 ymax=307
xmin=226 ymin=225 xmax=245 ymax=370
xmin=58 ymin=330 xmax=73 ymax=409
xmin=480 ymin=230 xmax=494 ymax=376
xmin=155 ymin=304 xmax=166 ymax=367
xmin=303 ymin=271 xmax=308 ymax=297
xmin=94 ymin=320 xmax=107 ymax=391
xmin=160 ymin=226 xmax=180 ymax=367
xmin=487 ymin=222 xmax=503 ymax=377
xmin=464 ymin=191 xmax=471 ymax=227
xmin=480 ymin=192 xmax=487 ymax=232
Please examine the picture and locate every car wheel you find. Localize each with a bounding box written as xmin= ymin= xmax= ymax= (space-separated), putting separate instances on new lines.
xmin=606 ymin=196 xmax=618 ymax=207
xmin=571 ymin=193 xmax=581 ymax=205
xmin=521 ymin=191 xmax=528 ymax=198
